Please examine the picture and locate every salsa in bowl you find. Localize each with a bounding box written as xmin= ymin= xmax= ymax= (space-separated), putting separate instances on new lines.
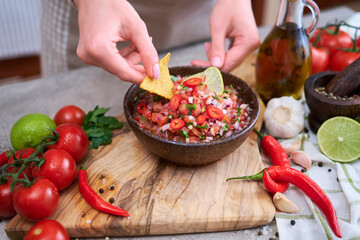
xmin=124 ymin=66 xmax=260 ymax=166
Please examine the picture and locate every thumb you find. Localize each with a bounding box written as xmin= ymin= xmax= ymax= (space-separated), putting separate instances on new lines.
xmin=209 ymin=29 xmax=226 ymax=68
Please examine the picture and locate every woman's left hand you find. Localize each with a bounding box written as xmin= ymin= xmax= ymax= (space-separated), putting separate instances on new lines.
xmin=191 ymin=0 xmax=260 ymax=72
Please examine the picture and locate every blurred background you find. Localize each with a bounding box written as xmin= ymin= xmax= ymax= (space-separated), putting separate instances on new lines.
xmin=0 ymin=0 xmax=359 ymax=87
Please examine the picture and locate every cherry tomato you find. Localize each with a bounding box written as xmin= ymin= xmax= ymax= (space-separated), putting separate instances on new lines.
xmin=170 ymin=119 xmax=185 ymax=130
xmin=169 ymin=94 xmax=181 ymax=111
xmin=311 ymin=46 xmax=330 ymax=74
xmin=196 ymin=114 xmax=207 ymax=125
xmin=183 ymin=78 xmax=202 ymax=87
xmin=7 ymin=148 xmax=39 ymax=179
xmin=54 ymin=105 xmax=85 ymax=126
xmin=136 ymin=103 xmax=148 ymax=115
xmin=24 ymin=219 xmax=69 ymax=240
xmin=0 ymin=182 xmax=17 ymax=218
xmin=0 ymin=151 xmax=10 ymax=167
xmin=329 ymin=50 xmax=360 ymax=71
xmin=207 ymin=106 xmax=224 ymax=120
xmin=48 ymin=123 xmax=89 ymax=163
xmin=32 ymin=149 xmax=77 ymax=191
xmin=310 ymin=27 xmax=353 ymax=56
xmin=13 ymin=178 xmax=59 ymax=221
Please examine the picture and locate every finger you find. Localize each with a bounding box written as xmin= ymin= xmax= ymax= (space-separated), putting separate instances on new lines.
xmin=124 ymin=51 xmax=142 ymax=65
xmin=131 ymin=25 xmax=160 ymax=79
xmin=204 ymin=42 xmax=211 ymax=60
xmin=190 ymin=59 xmax=211 ymax=67
xmin=118 ymin=43 xmax=137 ymax=57
xmin=222 ymin=37 xmax=257 ymax=72
xmin=209 ymin=24 xmax=226 ymax=68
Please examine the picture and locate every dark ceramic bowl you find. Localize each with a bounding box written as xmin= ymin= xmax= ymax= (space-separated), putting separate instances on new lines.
xmin=124 ymin=66 xmax=260 ymax=167
xmin=304 ymin=71 xmax=360 ymax=133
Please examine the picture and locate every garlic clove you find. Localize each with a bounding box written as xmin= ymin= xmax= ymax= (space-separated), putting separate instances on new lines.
xmin=273 ymin=192 xmax=299 ymax=213
xmin=280 ymin=138 xmax=302 ymax=155
xmin=290 ymin=150 xmax=312 ymax=170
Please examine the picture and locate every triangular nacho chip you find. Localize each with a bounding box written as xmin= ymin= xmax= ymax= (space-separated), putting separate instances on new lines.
xmin=140 ymin=53 xmax=174 ymax=99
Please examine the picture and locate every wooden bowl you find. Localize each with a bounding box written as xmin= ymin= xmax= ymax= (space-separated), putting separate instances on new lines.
xmin=304 ymin=71 xmax=360 ymax=133
xmin=124 ymin=66 xmax=260 ymax=167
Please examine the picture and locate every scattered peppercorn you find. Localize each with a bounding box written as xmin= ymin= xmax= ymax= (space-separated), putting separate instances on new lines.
xmin=258 ymin=231 xmax=263 ymax=236
xmin=337 ymin=177 xmax=339 ymax=182
xmin=328 ymin=169 xmax=332 ymax=172
xmin=81 ymin=212 xmax=86 ymax=218
xmin=99 ymin=188 xmax=104 ymax=194
xmin=275 ymin=232 xmax=279 ymax=237
xmin=269 ymin=238 xmax=275 ymax=240
xmin=109 ymin=185 xmax=115 ymax=190
xmin=303 ymin=127 xmax=309 ymax=133
xmin=109 ymin=197 xmax=115 ymax=204
xmin=0 ymin=218 xmax=3 ymax=223
xmin=318 ymin=162 xmax=323 ymax=167
xmin=99 ymin=174 xmax=105 ymax=179
xmin=290 ymin=220 xmax=296 ymax=225
xmin=301 ymin=168 xmax=306 ymax=173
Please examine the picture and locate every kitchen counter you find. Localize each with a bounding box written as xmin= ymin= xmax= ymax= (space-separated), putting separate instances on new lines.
xmin=0 ymin=6 xmax=355 ymax=240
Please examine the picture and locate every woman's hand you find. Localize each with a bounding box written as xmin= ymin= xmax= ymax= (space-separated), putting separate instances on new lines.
xmin=191 ymin=0 xmax=260 ymax=72
xmin=75 ymin=0 xmax=160 ymax=84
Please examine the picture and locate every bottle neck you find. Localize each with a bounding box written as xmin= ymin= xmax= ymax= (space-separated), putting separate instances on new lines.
xmin=276 ymin=0 xmax=304 ymax=29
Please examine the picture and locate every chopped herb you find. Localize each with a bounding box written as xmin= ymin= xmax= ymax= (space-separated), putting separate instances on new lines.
xmin=237 ymin=107 xmax=242 ymax=117
xmin=179 ymin=114 xmax=184 ymax=119
xmin=179 ymin=130 xmax=189 ymax=138
xmin=82 ymin=106 xmax=124 ymax=149
xmin=199 ymin=82 xmax=204 ymax=86
xmin=140 ymin=116 xmax=148 ymax=121
xmin=168 ymin=114 xmax=174 ymax=119
xmin=199 ymin=135 xmax=206 ymax=140
xmin=230 ymin=84 xmax=233 ymax=91
xmin=186 ymin=103 xmax=196 ymax=110
xmin=160 ymin=130 xmax=164 ymax=134
xmin=133 ymin=96 xmax=138 ymax=102
xmin=140 ymin=89 xmax=146 ymax=94
xmin=213 ymin=96 xmax=220 ymax=100
xmin=153 ymin=95 xmax=159 ymax=102
xmin=195 ymin=124 xmax=208 ymax=129
xmin=224 ymin=96 xmax=228 ymax=99
xmin=224 ymin=90 xmax=229 ymax=94
xmin=167 ymin=119 xmax=171 ymax=123
xmin=170 ymin=75 xmax=178 ymax=82
xmin=223 ymin=124 xmax=229 ymax=131
xmin=188 ymin=122 xmax=194 ymax=127
xmin=183 ymin=86 xmax=190 ymax=90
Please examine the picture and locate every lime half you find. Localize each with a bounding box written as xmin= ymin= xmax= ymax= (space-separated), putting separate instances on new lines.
xmin=188 ymin=67 xmax=224 ymax=94
xmin=317 ymin=116 xmax=360 ymax=162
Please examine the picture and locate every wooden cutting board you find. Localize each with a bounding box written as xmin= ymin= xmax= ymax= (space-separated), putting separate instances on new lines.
xmin=5 ymin=54 xmax=275 ymax=240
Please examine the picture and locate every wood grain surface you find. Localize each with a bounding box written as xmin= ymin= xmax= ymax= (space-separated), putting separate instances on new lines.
xmin=6 ymin=54 xmax=275 ymax=239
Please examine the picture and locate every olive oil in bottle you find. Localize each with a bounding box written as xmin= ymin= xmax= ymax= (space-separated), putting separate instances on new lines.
xmin=255 ymin=0 xmax=319 ymax=103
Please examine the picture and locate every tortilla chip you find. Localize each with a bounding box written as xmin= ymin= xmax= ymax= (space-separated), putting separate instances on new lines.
xmin=140 ymin=53 xmax=174 ymax=99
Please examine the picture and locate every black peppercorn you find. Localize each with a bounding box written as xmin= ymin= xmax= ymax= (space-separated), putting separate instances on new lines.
xmin=290 ymin=220 xmax=296 ymax=225
xmin=318 ymin=162 xmax=323 ymax=167
xmin=275 ymin=232 xmax=279 ymax=237
xmin=258 ymin=231 xmax=263 ymax=236
xmin=109 ymin=197 xmax=115 ymax=203
xmin=99 ymin=174 xmax=105 ymax=179
xmin=301 ymin=168 xmax=306 ymax=173
xmin=328 ymin=169 xmax=332 ymax=172
xmin=109 ymin=185 xmax=115 ymax=190
xmin=99 ymin=188 xmax=104 ymax=194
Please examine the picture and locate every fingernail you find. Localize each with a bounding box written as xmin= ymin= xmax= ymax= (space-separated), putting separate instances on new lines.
xmin=153 ymin=63 xmax=160 ymax=79
xmin=211 ymin=56 xmax=221 ymax=68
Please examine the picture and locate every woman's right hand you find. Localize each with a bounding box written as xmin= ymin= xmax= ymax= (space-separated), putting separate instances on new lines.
xmin=75 ymin=0 xmax=160 ymax=84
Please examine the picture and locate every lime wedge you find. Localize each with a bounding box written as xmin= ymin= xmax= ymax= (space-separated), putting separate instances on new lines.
xmin=317 ymin=116 xmax=360 ymax=162
xmin=188 ymin=67 xmax=224 ymax=94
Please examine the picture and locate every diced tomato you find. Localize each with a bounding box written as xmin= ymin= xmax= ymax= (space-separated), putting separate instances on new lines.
xmin=170 ymin=119 xmax=185 ymax=130
xmin=207 ymin=106 xmax=224 ymax=120
xmin=192 ymin=103 xmax=201 ymax=116
xmin=152 ymin=102 xmax=163 ymax=112
xmin=196 ymin=114 xmax=207 ymax=124
xmin=169 ymin=94 xmax=181 ymax=111
xmin=183 ymin=78 xmax=202 ymax=87
xmin=179 ymin=103 xmax=190 ymax=115
xmin=136 ymin=103 xmax=148 ymax=115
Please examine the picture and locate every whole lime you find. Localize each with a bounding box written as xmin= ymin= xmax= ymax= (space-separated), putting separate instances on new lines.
xmin=10 ymin=113 xmax=56 ymax=150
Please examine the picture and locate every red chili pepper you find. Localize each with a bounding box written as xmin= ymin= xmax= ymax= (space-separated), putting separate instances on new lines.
xmin=0 ymin=151 xmax=11 ymax=167
xmin=207 ymin=106 xmax=224 ymax=120
xmin=170 ymin=119 xmax=185 ymax=130
xmin=253 ymin=128 xmax=290 ymax=167
xmin=183 ymin=78 xmax=202 ymax=87
xmin=78 ymin=158 xmax=129 ymax=217
xmin=227 ymin=166 xmax=342 ymax=238
xmin=253 ymin=128 xmax=290 ymax=192
xmin=262 ymin=170 xmax=288 ymax=194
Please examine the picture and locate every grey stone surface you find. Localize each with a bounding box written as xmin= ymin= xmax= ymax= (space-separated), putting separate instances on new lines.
xmin=0 ymin=5 xmax=355 ymax=240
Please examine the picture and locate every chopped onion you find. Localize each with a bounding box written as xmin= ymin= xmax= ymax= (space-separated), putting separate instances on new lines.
xmin=197 ymin=91 xmax=205 ymax=96
xmin=234 ymin=120 xmax=240 ymax=130
xmin=206 ymin=137 xmax=213 ymax=141
xmin=206 ymin=98 xmax=212 ymax=105
xmin=189 ymin=97 xmax=193 ymax=104
xmin=212 ymin=99 xmax=219 ymax=107
xmin=159 ymin=123 xmax=170 ymax=132
xmin=224 ymin=130 xmax=233 ymax=138
xmin=163 ymin=103 xmax=169 ymax=108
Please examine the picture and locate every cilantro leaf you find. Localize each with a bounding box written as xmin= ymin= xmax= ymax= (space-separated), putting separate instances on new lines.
xmin=82 ymin=106 xmax=124 ymax=149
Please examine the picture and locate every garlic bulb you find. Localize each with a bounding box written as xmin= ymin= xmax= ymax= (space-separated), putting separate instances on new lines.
xmin=264 ymin=96 xmax=305 ymax=138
